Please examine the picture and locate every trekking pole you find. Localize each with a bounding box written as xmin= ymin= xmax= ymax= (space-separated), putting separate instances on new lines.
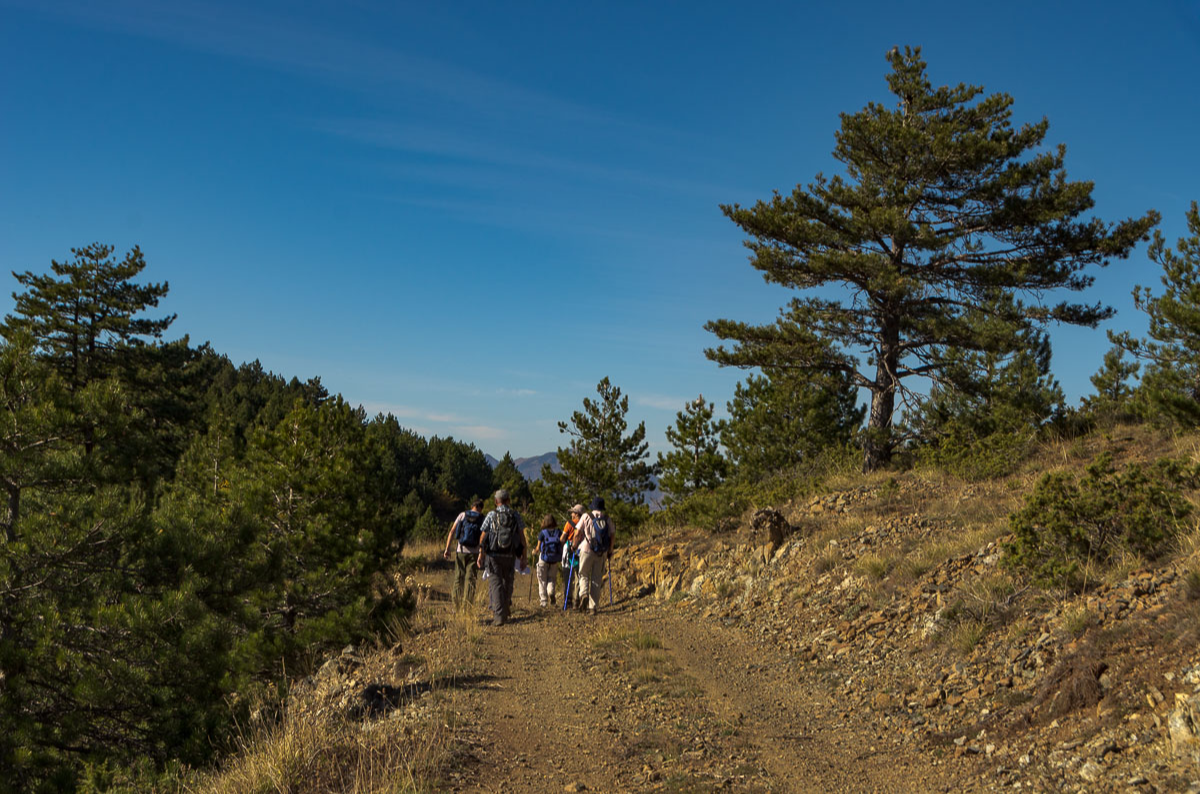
xmin=608 ymin=556 xmax=613 ymax=606
xmin=563 ymin=551 xmax=576 ymax=612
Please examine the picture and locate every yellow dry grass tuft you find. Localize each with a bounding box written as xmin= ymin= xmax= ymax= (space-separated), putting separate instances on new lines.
xmin=190 ymin=544 xmax=487 ymax=794
xmin=189 ymin=704 xmax=450 ymax=794
xmin=188 ymin=644 xmax=455 ymax=794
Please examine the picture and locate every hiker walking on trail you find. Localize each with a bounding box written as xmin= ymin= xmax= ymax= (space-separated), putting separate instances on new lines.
xmin=561 ymin=504 xmax=584 ymax=607
xmin=574 ymin=497 xmax=614 ymax=615
xmin=443 ymin=497 xmax=485 ymax=609
xmin=562 ymin=504 xmax=583 ymax=548
xmin=476 ymin=489 xmax=527 ymax=626
xmin=531 ymin=514 xmax=564 ymax=607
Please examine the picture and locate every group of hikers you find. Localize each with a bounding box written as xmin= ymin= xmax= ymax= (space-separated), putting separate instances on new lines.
xmin=441 ymin=490 xmax=614 ymax=626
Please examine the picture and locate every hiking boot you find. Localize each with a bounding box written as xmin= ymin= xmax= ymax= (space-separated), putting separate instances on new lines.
xmin=550 ymin=594 xmax=557 ymax=606
xmin=492 ymin=617 xmax=504 ymax=627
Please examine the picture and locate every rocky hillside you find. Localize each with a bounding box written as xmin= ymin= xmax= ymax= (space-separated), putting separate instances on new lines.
xmin=199 ymin=427 xmax=1200 ymax=792
xmin=609 ymin=444 xmax=1200 ymax=791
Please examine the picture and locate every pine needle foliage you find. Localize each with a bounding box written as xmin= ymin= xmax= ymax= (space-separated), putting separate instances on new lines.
xmin=721 ymin=368 xmax=863 ymax=481
xmin=706 ymin=47 xmax=1158 ymax=471
xmin=1112 ymin=201 xmax=1200 ymax=425
xmin=657 ymin=396 xmax=727 ymax=504
xmin=1005 ymin=453 xmax=1200 ymax=591
xmin=534 ymin=377 xmax=658 ymax=530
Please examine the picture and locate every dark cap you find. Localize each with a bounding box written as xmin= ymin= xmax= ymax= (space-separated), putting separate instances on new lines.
xmin=590 ymin=496 xmax=605 ymax=511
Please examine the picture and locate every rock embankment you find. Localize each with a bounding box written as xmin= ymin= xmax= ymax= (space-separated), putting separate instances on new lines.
xmin=611 ymin=485 xmax=1200 ymax=792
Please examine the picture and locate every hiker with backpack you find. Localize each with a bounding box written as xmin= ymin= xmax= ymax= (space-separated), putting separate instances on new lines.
xmin=573 ymin=497 xmax=614 ymax=615
xmin=443 ymin=497 xmax=485 ymax=609
xmin=531 ymin=514 xmax=564 ymax=608
xmin=475 ymin=489 xmax=528 ymax=626
xmin=560 ymin=504 xmax=584 ymax=608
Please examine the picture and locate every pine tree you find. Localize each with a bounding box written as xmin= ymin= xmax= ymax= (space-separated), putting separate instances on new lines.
xmin=706 ymin=47 xmax=1158 ymax=470
xmin=4 ymin=244 xmax=174 ymax=393
xmin=1111 ymin=202 xmax=1200 ymax=425
xmin=1084 ymin=346 xmax=1140 ymax=422
xmin=0 ymin=334 xmax=79 ymax=542
xmin=491 ymin=452 xmax=532 ymax=508
xmin=537 ymin=377 xmax=658 ymax=529
xmin=910 ymin=328 xmax=1064 ymax=478
xmin=3 ymin=244 xmax=208 ymax=486
xmin=722 ymin=369 xmax=863 ymax=480
xmin=657 ymin=396 xmax=727 ymax=503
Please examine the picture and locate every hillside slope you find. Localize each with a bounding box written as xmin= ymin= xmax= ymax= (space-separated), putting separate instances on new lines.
xmin=199 ymin=427 xmax=1200 ymax=792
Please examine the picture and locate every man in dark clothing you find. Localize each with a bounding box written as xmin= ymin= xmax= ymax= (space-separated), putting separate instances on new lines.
xmin=475 ymin=489 xmax=528 ymax=626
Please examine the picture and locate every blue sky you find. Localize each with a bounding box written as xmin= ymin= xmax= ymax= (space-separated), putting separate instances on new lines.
xmin=2 ymin=0 xmax=1198 ymax=459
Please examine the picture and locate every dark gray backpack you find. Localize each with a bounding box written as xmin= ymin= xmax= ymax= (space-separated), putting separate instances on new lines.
xmin=489 ymin=508 xmax=519 ymax=553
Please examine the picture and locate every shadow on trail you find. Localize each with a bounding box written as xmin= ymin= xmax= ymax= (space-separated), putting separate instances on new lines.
xmin=430 ymin=672 xmax=502 ymax=692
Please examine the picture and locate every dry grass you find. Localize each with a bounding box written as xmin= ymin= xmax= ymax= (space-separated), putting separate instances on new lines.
xmin=890 ymin=525 xmax=1005 ymax=586
xmin=948 ymin=620 xmax=988 ymax=655
xmin=591 ymin=625 xmax=661 ymax=651
xmin=1062 ymin=604 xmax=1097 ymax=638
xmin=591 ymin=623 xmax=697 ymax=699
xmin=191 ymin=547 xmax=486 ymax=794
xmin=812 ymin=544 xmax=843 ymax=575
xmin=187 ymin=642 xmax=455 ymax=794
xmin=855 ymin=551 xmax=898 ymax=581
xmin=189 ymin=702 xmax=450 ymax=794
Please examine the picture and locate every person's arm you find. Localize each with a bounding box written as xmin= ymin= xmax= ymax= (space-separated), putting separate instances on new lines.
xmin=443 ymin=514 xmax=462 ymax=560
xmin=516 ymin=514 xmax=529 ymax=571
xmin=476 ymin=513 xmax=493 ymax=568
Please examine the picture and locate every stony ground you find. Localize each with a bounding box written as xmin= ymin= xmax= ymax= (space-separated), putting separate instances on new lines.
xmin=388 ymin=476 xmax=1200 ymax=793
xmin=414 ymin=568 xmax=989 ymax=793
xmin=287 ymin=437 xmax=1200 ymax=793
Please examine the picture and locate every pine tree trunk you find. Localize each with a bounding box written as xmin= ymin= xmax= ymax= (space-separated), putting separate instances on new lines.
xmin=3 ymin=482 xmax=19 ymax=543
xmin=862 ymin=323 xmax=899 ymax=472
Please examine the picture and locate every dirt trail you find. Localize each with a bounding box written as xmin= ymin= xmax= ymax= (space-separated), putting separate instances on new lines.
xmin=432 ymin=576 xmax=984 ymax=793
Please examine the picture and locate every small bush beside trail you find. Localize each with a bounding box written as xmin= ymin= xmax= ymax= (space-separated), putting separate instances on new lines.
xmin=1004 ymin=453 xmax=1200 ymax=591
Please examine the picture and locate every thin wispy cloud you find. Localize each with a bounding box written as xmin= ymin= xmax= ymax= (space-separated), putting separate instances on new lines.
xmin=357 ymin=401 xmax=464 ymax=426
xmin=4 ymin=0 xmax=677 ymax=140
xmin=453 ymin=424 xmax=507 ymax=441
xmin=318 ymin=118 xmax=739 ymax=199
xmin=425 ymin=412 xmax=464 ymax=424
xmin=636 ymin=394 xmax=692 ymax=411
xmin=498 ymin=388 xmax=537 ymax=397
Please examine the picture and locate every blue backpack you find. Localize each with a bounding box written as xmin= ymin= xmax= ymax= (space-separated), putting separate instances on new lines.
xmin=539 ymin=529 xmax=563 ymax=563
xmin=589 ymin=515 xmax=611 ymax=555
xmin=457 ymin=510 xmax=483 ymax=548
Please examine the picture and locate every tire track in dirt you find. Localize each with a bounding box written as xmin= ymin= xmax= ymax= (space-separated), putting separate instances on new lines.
xmin=437 ymin=583 xmax=977 ymax=793
xmin=640 ymin=610 xmax=975 ymax=793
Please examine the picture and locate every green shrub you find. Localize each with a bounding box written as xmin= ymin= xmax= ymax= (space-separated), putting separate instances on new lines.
xmin=917 ymin=424 xmax=1033 ymax=481
xmin=646 ymin=443 xmax=859 ymax=536
xmin=1005 ymin=453 xmax=1200 ymax=591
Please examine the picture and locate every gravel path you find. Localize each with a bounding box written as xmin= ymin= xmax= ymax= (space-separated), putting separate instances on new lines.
xmin=435 ymin=582 xmax=984 ymax=793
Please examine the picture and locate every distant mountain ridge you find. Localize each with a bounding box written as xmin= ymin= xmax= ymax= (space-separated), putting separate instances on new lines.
xmin=484 ymin=451 xmax=661 ymax=510
xmin=482 ymin=452 xmax=561 ymax=481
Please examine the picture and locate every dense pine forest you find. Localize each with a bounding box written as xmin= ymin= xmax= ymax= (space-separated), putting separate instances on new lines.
xmin=3 ymin=48 xmax=1200 ymax=791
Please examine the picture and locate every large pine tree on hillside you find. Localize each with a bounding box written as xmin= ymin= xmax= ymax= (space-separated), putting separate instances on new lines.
xmin=706 ymin=47 xmax=1158 ymax=470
